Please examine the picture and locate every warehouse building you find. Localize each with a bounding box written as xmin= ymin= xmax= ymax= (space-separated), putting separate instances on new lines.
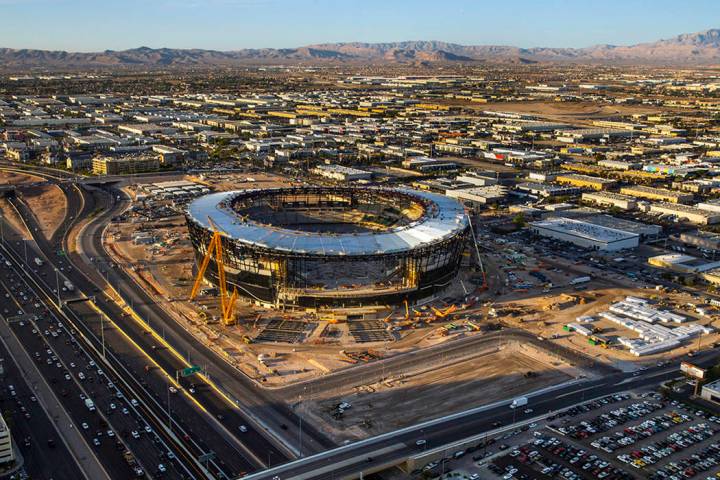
xmin=701 ymin=379 xmax=720 ymax=404
xmin=679 ymin=231 xmax=720 ymax=251
xmin=446 ymin=185 xmax=508 ymax=205
xmin=648 ymin=253 xmax=720 ymax=273
xmin=649 ymin=203 xmax=720 ymax=225
xmin=515 ymin=182 xmax=580 ymax=198
xmin=529 ymin=217 xmax=639 ymax=251
xmin=582 ymin=191 xmax=638 ymax=210
xmin=620 ymin=185 xmax=693 ymax=204
xmin=556 ymin=173 xmax=616 ymax=191
xmin=313 ymin=164 xmax=373 ymax=181
xmin=597 ymin=159 xmax=641 ymax=170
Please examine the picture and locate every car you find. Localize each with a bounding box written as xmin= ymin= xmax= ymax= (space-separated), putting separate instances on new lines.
xmin=158 ymin=464 xmax=166 ymax=473
xmin=131 ymin=430 xmax=140 ymax=439
xmin=93 ymin=438 xmax=100 ymax=446
xmin=122 ymin=408 xmax=129 ymax=415
xmin=167 ymin=452 xmax=175 ymax=460
xmin=107 ymin=430 xmax=115 ymax=437
xmin=109 ymin=403 xmax=116 ymax=411
xmin=81 ymin=422 xmax=89 ymax=430
xmin=144 ymin=425 xmax=152 ymax=433
xmin=415 ymin=439 xmax=426 ymax=446
xmin=64 ymin=374 xmax=71 ymax=381
xmin=239 ymin=425 xmax=248 ymax=433
xmin=130 ymin=399 xmax=139 ymax=407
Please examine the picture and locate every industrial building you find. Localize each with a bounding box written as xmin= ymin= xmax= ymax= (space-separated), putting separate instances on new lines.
xmin=0 ymin=413 xmax=13 ymax=465
xmin=620 ymin=185 xmax=693 ymax=204
xmin=312 ymin=164 xmax=372 ymax=181
xmin=555 ymin=173 xmax=616 ymax=191
xmin=679 ymin=231 xmax=720 ymax=251
xmin=649 ymin=203 xmax=720 ymax=225
xmin=515 ymin=182 xmax=580 ymax=198
xmin=445 ymin=185 xmax=508 ymax=205
xmin=529 ymin=217 xmax=640 ymax=251
xmin=401 ymin=156 xmax=458 ymax=173
xmin=582 ymin=191 xmax=638 ymax=210
xmin=647 ymin=253 xmax=720 ymax=273
xmin=701 ymin=379 xmax=720 ymax=404
xmin=186 ymin=187 xmax=469 ymax=308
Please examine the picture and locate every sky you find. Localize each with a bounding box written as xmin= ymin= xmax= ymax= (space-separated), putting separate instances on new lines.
xmin=2 ymin=0 xmax=720 ymax=52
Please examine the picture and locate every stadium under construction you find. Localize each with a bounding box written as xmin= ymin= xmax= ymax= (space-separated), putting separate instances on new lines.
xmin=185 ymin=186 xmax=470 ymax=309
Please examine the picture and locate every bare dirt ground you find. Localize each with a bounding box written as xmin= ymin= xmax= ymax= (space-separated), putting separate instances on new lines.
xmin=21 ymin=185 xmax=67 ymax=241
xmin=478 ymin=101 xmax=660 ymax=122
xmin=296 ymin=342 xmax=572 ymax=443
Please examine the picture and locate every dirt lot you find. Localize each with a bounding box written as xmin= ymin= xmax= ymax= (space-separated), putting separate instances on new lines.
xmin=22 ymin=185 xmax=67 ymax=241
xmin=478 ymin=100 xmax=660 ymax=122
xmin=297 ymin=343 xmax=572 ymax=443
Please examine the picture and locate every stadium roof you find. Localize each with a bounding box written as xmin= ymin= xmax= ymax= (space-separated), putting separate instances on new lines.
xmin=187 ymin=188 xmax=468 ymax=256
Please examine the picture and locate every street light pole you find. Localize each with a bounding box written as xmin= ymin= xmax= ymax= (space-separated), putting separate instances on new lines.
xmin=54 ymin=269 xmax=61 ymax=306
xmin=100 ymin=313 xmax=106 ymax=359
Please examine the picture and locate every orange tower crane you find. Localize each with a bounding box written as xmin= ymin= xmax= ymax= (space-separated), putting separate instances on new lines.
xmin=189 ymin=219 xmax=238 ymax=325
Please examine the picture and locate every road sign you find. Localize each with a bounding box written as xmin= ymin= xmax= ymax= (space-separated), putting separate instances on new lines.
xmin=681 ymin=362 xmax=706 ymax=379
xmin=180 ymin=366 xmax=201 ymax=377
xmin=198 ymin=452 xmax=215 ymax=463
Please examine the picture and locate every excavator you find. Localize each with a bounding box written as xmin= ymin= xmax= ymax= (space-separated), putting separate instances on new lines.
xmin=189 ymin=218 xmax=238 ymax=326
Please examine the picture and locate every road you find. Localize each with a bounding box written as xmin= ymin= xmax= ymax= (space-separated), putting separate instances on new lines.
xmin=243 ymin=349 xmax=720 ymax=480
xmin=0 ymin=321 xmax=89 ymax=480
xmin=0 ymin=206 xmax=257 ymax=479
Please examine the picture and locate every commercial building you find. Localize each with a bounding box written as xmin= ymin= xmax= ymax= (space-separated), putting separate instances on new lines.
xmin=401 ymin=156 xmax=458 ymax=173
xmin=679 ymin=231 xmax=720 ymax=251
xmin=597 ymin=159 xmax=641 ymax=170
xmin=649 ymin=203 xmax=720 ymax=225
xmin=312 ymin=164 xmax=372 ymax=181
xmin=515 ymin=182 xmax=580 ymax=198
xmin=620 ymin=185 xmax=693 ymax=204
xmin=582 ymin=191 xmax=638 ymax=210
xmin=556 ymin=174 xmax=616 ymax=191
xmin=701 ymin=379 xmax=720 ymax=404
xmin=647 ymin=254 xmax=720 ymax=273
xmin=92 ymin=155 xmax=160 ymax=175
xmin=445 ymin=185 xmax=508 ymax=205
xmin=0 ymin=413 xmax=13 ymax=465
xmin=529 ymin=217 xmax=639 ymax=251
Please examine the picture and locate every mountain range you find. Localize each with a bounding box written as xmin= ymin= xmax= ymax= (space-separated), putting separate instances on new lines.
xmin=3 ymin=28 xmax=720 ymax=69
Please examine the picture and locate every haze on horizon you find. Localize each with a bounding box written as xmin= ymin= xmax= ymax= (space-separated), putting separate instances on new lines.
xmin=2 ymin=0 xmax=720 ymax=52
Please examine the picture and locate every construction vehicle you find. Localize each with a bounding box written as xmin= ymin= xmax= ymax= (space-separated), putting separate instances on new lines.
xmin=241 ymin=335 xmax=253 ymax=344
xmin=431 ymin=305 xmax=458 ymax=318
xmin=189 ymin=218 xmax=238 ymax=326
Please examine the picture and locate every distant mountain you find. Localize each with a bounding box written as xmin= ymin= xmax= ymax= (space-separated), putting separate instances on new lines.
xmin=3 ymin=29 xmax=720 ymax=70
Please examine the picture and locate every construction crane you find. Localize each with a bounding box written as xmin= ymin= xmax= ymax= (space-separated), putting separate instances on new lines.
xmin=189 ymin=218 xmax=238 ymax=326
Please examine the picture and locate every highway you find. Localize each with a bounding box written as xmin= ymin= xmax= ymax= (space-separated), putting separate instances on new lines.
xmin=0 ymin=323 xmax=87 ymax=480
xmin=0 ymin=206 xmax=259 ymax=479
xmin=243 ymin=349 xmax=720 ymax=480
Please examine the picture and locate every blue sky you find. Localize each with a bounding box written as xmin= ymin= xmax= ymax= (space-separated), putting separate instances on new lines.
xmin=2 ymin=0 xmax=719 ymax=51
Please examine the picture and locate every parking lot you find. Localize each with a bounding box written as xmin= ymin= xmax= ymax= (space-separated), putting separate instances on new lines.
xmin=478 ymin=391 xmax=720 ymax=480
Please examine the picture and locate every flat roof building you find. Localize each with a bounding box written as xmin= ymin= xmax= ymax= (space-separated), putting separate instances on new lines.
xmin=556 ymin=174 xmax=616 ymax=191
xmin=649 ymin=203 xmax=720 ymax=225
xmin=92 ymin=155 xmax=160 ymax=176
xmin=582 ymin=191 xmax=638 ymax=211
xmin=445 ymin=186 xmax=508 ymax=205
xmin=620 ymin=185 xmax=693 ymax=204
xmin=529 ymin=217 xmax=639 ymax=251
xmin=313 ymin=164 xmax=372 ymax=181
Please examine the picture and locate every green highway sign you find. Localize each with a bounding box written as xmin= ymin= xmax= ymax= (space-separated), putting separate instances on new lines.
xmin=181 ymin=366 xmax=201 ymax=377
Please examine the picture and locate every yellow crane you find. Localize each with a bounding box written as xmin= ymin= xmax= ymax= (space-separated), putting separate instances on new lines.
xmin=189 ymin=219 xmax=238 ymax=325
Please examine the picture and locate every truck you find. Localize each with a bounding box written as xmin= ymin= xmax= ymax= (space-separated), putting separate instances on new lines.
xmin=34 ymin=257 xmax=43 ymax=267
xmin=510 ymin=396 xmax=528 ymax=409
xmin=570 ymin=276 xmax=591 ymax=286
xmin=63 ymin=280 xmax=74 ymax=292
xmin=84 ymin=398 xmax=95 ymax=412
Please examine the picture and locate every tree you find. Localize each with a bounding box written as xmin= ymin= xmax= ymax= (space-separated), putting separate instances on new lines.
xmin=512 ymin=213 xmax=527 ymax=228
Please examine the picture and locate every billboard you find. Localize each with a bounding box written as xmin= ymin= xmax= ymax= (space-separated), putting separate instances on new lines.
xmin=681 ymin=362 xmax=706 ymax=380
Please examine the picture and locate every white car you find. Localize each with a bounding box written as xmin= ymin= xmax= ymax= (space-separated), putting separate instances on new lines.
xmin=81 ymin=422 xmax=89 ymax=430
xmin=131 ymin=430 xmax=140 ymax=439
xmin=239 ymin=425 xmax=248 ymax=433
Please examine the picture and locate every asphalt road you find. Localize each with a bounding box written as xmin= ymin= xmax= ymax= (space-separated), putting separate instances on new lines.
xmin=0 ymin=328 xmax=86 ymax=480
xmin=0 ymin=212 xmax=256 ymax=479
xmin=244 ymin=350 xmax=720 ymax=480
